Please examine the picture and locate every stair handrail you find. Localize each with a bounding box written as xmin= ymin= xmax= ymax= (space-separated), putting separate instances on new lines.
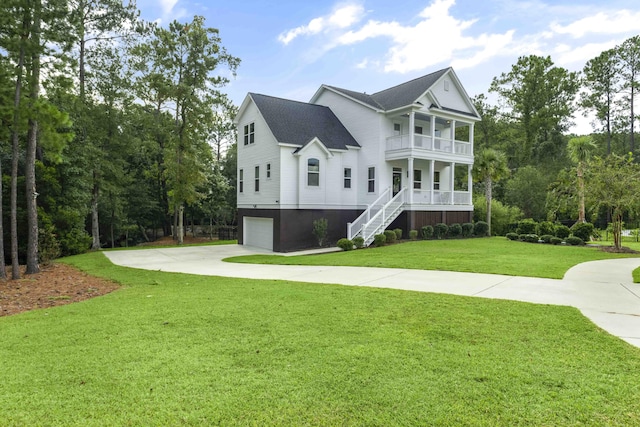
xmin=361 ymin=187 xmax=406 ymax=244
xmin=347 ymin=187 xmax=391 ymax=239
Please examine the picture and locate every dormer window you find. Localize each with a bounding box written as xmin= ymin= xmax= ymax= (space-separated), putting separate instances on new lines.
xmin=243 ymin=122 xmax=255 ymax=145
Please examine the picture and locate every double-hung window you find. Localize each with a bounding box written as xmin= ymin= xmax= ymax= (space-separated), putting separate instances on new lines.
xmin=343 ymin=168 xmax=352 ymax=189
xmin=244 ymin=123 xmax=255 ymax=145
xmin=308 ymin=158 xmax=319 ymax=187
xmin=367 ymin=167 xmax=375 ymax=193
xmin=266 ymin=163 xmax=271 ymax=179
xmin=239 ymin=169 xmax=244 ymax=193
xmin=254 ymin=166 xmax=260 ymax=192
xmin=434 ymin=171 xmax=440 ymax=190
xmin=413 ymin=169 xmax=422 ymax=189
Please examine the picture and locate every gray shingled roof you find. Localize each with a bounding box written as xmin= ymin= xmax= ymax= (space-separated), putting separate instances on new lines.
xmin=326 ymin=68 xmax=475 ymax=114
xmin=250 ymin=93 xmax=360 ymax=150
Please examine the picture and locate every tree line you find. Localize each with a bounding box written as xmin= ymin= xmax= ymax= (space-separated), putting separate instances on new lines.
xmin=0 ymin=0 xmax=239 ymax=279
xmin=472 ymin=35 xmax=640 ymax=246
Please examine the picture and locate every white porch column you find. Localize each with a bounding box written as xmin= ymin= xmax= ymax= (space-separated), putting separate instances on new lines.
xmin=408 ymin=157 xmax=414 ymax=204
xmin=467 ymin=164 xmax=473 ymax=205
xmin=409 ymin=111 xmax=415 ymax=149
xmin=430 ymin=115 xmax=436 ymax=149
xmin=430 ymin=159 xmax=435 ymax=205
xmin=450 ymin=162 xmax=455 ymax=205
xmin=469 ymin=122 xmax=475 ymax=156
xmin=451 ymin=120 xmax=456 ymax=153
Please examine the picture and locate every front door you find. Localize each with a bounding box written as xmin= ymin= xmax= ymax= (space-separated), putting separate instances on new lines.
xmin=392 ymin=167 xmax=402 ymax=196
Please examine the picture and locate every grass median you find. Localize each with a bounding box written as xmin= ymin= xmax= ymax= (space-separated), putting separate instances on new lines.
xmin=1 ymin=251 xmax=639 ymax=425
xmin=226 ymin=237 xmax=638 ymax=279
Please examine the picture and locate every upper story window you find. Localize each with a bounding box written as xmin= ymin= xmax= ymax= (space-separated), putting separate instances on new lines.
xmin=239 ymin=169 xmax=244 ymax=193
xmin=266 ymin=163 xmax=271 ymax=179
xmin=414 ymin=169 xmax=422 ymax=189
xmin=344 ymin=168 xmax=351 ymax=189
xmin=307 ymin=158 xmax=319 ymax=187
xmin=368 ymin=167 xmax=375 ymax=193
xmin=254 ymin=166 xmax=260 ymax=192
xmin=393 ymin=123 xmax=401 ymax=135
xmin=434 ymin=171 xmax=440 ymax=190
xmin=244 ymin=122 xmax=255 ymax=145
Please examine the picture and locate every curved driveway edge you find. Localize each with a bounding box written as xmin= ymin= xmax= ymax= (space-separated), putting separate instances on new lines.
xmin=103 ymin=245 xmax=640 ymax=349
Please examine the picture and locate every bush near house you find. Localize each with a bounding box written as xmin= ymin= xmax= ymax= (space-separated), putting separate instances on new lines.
xmin=353 ymin=236 xmax=364 ymax=249
xmin=373 ymin=233 xmax=386 ymax=247
xmin=449 ymin=223 xmax=462 ymax=238
xmin=409 ymin=230 xmax=418 ymax=240
xmin=524 ymin=234 xmax=540 ymax=243
xmin=421 ymin=225 xmax=434 ymax=239
xmin=393 ymin=228 xmax=403 ymax=240
xmin=540 ymin=234 xmax=554 ymax=244
xmin=434 ymin=223 xmax=449 ymax=239
xmin=551 ymin=237 xmax=563 ymax=245
xmin=462 ymin=223 xmax=474 ymax=237
xmin=506 ymin=232 xmax=519 ymax=241
xmin=337 ymin=238 xmax=354 ymax=251
xmin=384 ymin=230 xmax=397 ymax=243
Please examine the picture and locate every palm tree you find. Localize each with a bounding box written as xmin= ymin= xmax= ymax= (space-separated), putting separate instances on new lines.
xmin=473 ymin=148 xmax=509 ymax=236
xmin=567 ymin=136 xmax=597 ymax=223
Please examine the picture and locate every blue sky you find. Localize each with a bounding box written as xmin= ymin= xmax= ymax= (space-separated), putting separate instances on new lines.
xmin=136 ymin=0 xmax=640 ymax=134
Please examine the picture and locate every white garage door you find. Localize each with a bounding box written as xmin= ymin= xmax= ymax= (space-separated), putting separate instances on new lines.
xmin=243 ymin=217 xmax=274 ymax=251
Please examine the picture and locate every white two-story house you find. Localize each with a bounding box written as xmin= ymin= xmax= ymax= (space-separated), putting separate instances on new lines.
xmin=235 ymin=67 xmax=480 ymax=252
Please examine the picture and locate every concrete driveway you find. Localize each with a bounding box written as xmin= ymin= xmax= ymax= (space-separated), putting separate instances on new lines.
xmin=104 ymin=245 xmax=640 ymax=348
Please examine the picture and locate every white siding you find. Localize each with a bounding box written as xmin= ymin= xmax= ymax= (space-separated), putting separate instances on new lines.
xmin=429 ymin=77 xmax=474 ymax=114
xmin=237 ymin=101 xmax=281 ymax=208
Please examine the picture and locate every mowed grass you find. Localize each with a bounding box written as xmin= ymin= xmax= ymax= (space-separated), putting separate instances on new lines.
xmin=226 ymin=237 xmax=638 ymax=279
xmin=1 ymin=252 xmax=639 ymax=426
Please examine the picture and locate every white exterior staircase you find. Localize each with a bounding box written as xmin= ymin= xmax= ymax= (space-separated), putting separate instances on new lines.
xmin=347 ymin=187 xmax=407 ymax=246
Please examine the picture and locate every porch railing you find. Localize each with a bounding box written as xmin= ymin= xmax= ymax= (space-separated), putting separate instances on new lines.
xmin=410 ymin=190 xmax=471 ymax=205
xmin=347 ymin=187 xmax=391 ymax=240
xmin=386 ymin=134 xmax=472 ymax=156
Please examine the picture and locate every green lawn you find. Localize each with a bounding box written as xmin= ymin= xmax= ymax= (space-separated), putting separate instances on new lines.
xmin=104 ymin=239 xmax=237 ymax=251
xmin=226 ymin=237 xmax=638 ymax=279
xmin=1 ymin=252 xmax=639 ymax=426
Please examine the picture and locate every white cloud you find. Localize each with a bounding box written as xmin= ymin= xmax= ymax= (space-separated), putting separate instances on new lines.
xmin=278 ymin=3 xmax=365 ymax=45
xmin=550 ymin=10 xmax=640 ymax=38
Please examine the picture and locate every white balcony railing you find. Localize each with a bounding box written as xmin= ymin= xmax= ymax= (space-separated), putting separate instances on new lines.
xmin=411 ymin=190 xmax=471 ymax=205
xmin=386 ymin=134 xmax=472 ymax=156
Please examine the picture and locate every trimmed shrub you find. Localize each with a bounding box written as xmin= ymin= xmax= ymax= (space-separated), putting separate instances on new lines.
xmin=540 ymin=234 xmax=554 ymax=244
xmin=550 ymin=237 xmax=562 ymax=245
xmin=373 ymin=233 xmax=386 ymax=247
xmin=524 ymin=234 xmax=539 ymax=243
xmin=434 ymin=223 xmax=449 ymax=239
xmin=462 ymin=223 xmax=474 ymax=237
xmin=353 ymin=236 xmax=364 ymax=249
xmin=421 ymin=225 xmax=434 ymax=239
xmin=337 ymin=238 xmax=354 ymax=251
xmin=312 ymin=218 xmax=328 ymax=246
xmin=384 ymin=230 xmax=397 ymax=243
xmin=537 ymin=221 xmax=555 ymax=237
xmin=555 ymin=224 xmax=570 ymax=239
xmin=571 ymin=222 xmax=594 ymax=242
xmin=409 ymin=229 xmax=419 ymax=240
xmin=449 ymin=223 xmax=462 ymax=238
xmin=393 ymin=228 xmax=403 ymax=240
xmin=506 ymin=232 xmax=519 ymax=241
xmin=474 ymin=221 xmax=489 ymax=237
xmin=516 ymin=218 xmax=537 ymax=235
xmin=566 ymin=236 xmax=584 ymax=246
xmin=518 ymin=234 xmax=527 ymax=241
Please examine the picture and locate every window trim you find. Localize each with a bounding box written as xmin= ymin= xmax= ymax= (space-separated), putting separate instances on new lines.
xmin=254 ymin=165 xmax=260 ymax=192
xmin=413 ymin=169 xmax=422 ymax=190
xmin=266 ymin=163 xmax=271 ymax=179
xmin=243 ymin=122 xmax=255 ymax=145
xmin=239 ymin=169 xmax=244 ymax=193
xmin=307 ymin=158 xmax=320 ymax=187
xmin=367 ymin=167 xmax=375 ymax=193
xmin=434 ymin=171 xmax=440 ymax=191
xmin=343 ymin=167 xmax=352 ymax=189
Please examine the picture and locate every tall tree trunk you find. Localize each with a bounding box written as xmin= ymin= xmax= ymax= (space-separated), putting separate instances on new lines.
xmin=0 ymin=158 xmax=6 ymax=280
xmin=25 ymin=1 xmax=41 ymax=274
xmin=91 ymin=178 xmax=100 ymax=249
xmin=577 ymin=165 xmax=585 ymax=223
xmin=177 ymin=204 xmax=184 ymax=244
xmin=485 ymin=177 xmax=493 ymax=237
xmin=10 ymin=12 xmax=29 ymax=280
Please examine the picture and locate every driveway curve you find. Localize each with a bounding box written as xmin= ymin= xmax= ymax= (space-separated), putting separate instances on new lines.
xmin=104 ymin=245 xmax=640 ymax=348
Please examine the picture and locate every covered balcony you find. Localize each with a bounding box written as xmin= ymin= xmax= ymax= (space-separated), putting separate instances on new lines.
xmin=385 ymin=111 xmax=474 ymax=161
